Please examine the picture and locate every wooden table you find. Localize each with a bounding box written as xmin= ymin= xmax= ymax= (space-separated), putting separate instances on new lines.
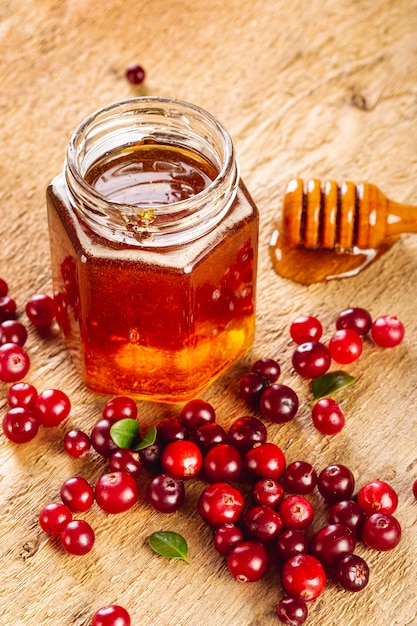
xmin=1 ymin=1 xmax=417 ymax=624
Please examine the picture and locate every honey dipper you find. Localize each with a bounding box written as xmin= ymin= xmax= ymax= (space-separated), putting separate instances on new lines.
xmin=282 ymin=178 xmax=417 ymax=251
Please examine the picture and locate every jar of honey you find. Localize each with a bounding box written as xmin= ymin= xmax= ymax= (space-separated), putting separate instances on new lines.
xmin=47 ymin=97 xmax=259 ymax=402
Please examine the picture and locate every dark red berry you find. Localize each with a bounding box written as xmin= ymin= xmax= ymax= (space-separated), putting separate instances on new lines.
xmin=213 ymin=523 xmax=245 ymax=556
xmin=92 ymin=605 xmax=131 ymax=626
xmin=160 ymin=439 xmax=203 ymax=479
xmin=336 ymin=307 xmax=372 ymax=336
xmin=241 ymin=505 xmax=283 ymax=543
xmin=91 ymin=418 xmax=120 ymax=458
xmin=0 ymin=278 xmax=8 ymax=297
xmin=310 ymin=523 xmax=356 ymax=569
xmin=146 ymin=473 xmax=185 ymax=513
xmin=334 ymin=553 xmax=369 ymax=592
xmin=317 ymin=464 xmax=355 ymax=503
xmin=203 ymin=443 xmax=243 ymax=483
xmin=198 ymin=482 xmax=245 ymax=527
xmin=39 ymin=502 xmax=72 ymax=537
xmin=274 ymin=529 xmax=309 ymax=562
xmin=227 ymin=540 xmax=268 ymax=582
xmin=0 ymin=320 xmax=28 ymax=346
xmin=109 ymin=448 xmax=143 ymax=479
xmin=227 ymin=416 xmax=267 ymax=453
xmin=280 ymin=554 xmax=326 ymax=601
xmin=178 ymin=399 xmax=215 ymax=433
xmin=251 ymin=357 xmax=280 ymax=383
xmin=276 ymin=596 xmax=308 ymax=626
xmin=239 ymin=372 xmax=269 ymax=406
xmin=280 ymin=461 xmax=317 ymax=495
xmin=125 ymin=63 xmax=146 ymax=85
xmin=138 ymin=438 xmax=163 ymax=473
xmin=95 ymin=471 xmax=139 ymax=514
xmin=244 ymin=443 xmax=286 ymax=481
xmin=157 ymin=417 xmax=188 ymax=444
xmin=194 ymin=422 xmax=227 ymax=454
xmin=292 ymin=341 xmax=331 ymax=379
xmin=60 ymin=519 xmax=95 ymax=555
xmin=25 ymin=293 xmax=55 ymax=327
xmin=0 ymin=296 xmax=17 ymax=322
xmin=60 ymin=476 xmax=94 ymax=513
xmin=0 ymin=343 xmax=30 ymax=382
xmin=259 ymin=383 xmax=299 ymax=424
xmin=2 ymin=406 xmax=39 ymax=443
xmin=34 ymin=388 xmax=71 ymax=427
xmin=362 ymin=512 xmax=402 ymax=551
xmin=327 ymin=500 xmax=365 ymax=538
xmin=251 ymin=478 xmax=284 ymax=509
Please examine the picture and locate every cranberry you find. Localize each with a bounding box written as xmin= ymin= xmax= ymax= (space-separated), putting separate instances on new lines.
xmin=276 ymin=596 xmax=308 ymax=625
xmin=103 ymin=396 xmax=138 ymax=421
xmin=317 ymin=464 xmax=355 ymax=503
xmin=203 ymin=443 xmax=243 ymax=483
xmin=0 ymin=295 xmax=17 ymax=321
xmin=290 ymin=315 xmax=323 ymax=344
xmin=0 ymin=278 xmax=8 ymax=297
xmin=39 ymin=502 xmax=72 ymax=537
xmin=310 ymin=523 xmax=356 ymax=569
xmin=25 ymin=293 xmax=55 ymax=327
xmin=251 ymin=357 xmax=281 ymax=383
xmin=63 ymin=429 xmax=91 ymax=458
xmin=60 ymin=519 xmax=95 ymax=555
xmin=178 ymin=399 xmax=216 ymax=433
xmin=0 ymin=320 xmax=28 ymax=346
xmin=244 ymin=443 xmax=286 ymax=481
xmin=125 ymin=63 xmax=146 ymax=85
xmin=157 ymin=417 xmax=188 ymax=443
xmin=311 ymin=398 xmax=345 ymax=435
xmin=251 ymin=478 xmax=284 ymax=509
xmin=34 ymin=388 xmax=71 ymax=427
xmin=0 ymin=342 xmax=30 ymax=382
xmin=241 ymin=505 xmax=283 ymax=543
xmin=362 ymin=512 xmax=402 ymax=551
xmin=274 ymin=529 xmax=309 ymax=562
xmin=259 ymin=383 xmax=299 ymax=424
xmin=328 ymin=329 xmax=363 ymax=364
xmin=280 ymin=461 xmax=317 ymax=495
xmin=213 ymin=523 xmax=245 ymax=556
xmin=109 ymin=449 xmax=143 ymax=479
xmin=146 ymin=473 xmax=185 ymax=513
xmin=292 ymin=341 xmax=331 ymax=379
xmin=278 ymin=495 xmax=314 ymax=531
xmin=7 ymin=381 xmax=38 ymax=409
xmin=227 ymin=540 xmax=268 ymax=582
xmin=160 ymin=439 xmax=203 ymax=479
xmin=334 ymin=553 xmax=369 ymax=592
xmin=91 ymin=418 xmax=120 ymax=458
xmin=413 ymin=479 xmax=417 ymax=499
xmin=371 ymin=315 xmax=405 ymax=347
xmin=327 ymin=500 xmax=365 ymax=537
xmin=227 ymin=416 xmax=267 ymax=453
xmin=2 ymin=406 xmax=39 ymax=443
xmin=95 ymin=471 xmax=139 ymax=514
xmin=239 ymin=372 xmax=269 ymax=406
xmin=336 ymin=307 xmax=372 ymax=336
xmin=194 ymin=422 xmax=227 ymax=454
xmin=60 ymin=476 xmax=95 ymax=513
xmin=357 ymin=479 xmax=398 ymax=515
xmin=138 ymin=438 xmax=163 ymax=473
xmin=198 ymin=482 xmax=245 ymax=527
xmin=280 ymin=554 xmax=326 ymax=601
xmin=92 ymin=605 xmax=131 ymax=626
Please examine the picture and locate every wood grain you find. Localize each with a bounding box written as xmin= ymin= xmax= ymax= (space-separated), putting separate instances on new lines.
xmin=1 ymin=1 xmax=417 ymax=625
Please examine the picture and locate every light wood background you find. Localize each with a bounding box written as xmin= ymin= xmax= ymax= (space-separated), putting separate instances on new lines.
xmin=1 ymin=1 xmax=417 ymax=625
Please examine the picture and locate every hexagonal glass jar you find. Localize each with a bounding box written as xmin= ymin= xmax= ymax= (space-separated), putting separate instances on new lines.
xmin=47 ymin=97 xmax=259 ymax=402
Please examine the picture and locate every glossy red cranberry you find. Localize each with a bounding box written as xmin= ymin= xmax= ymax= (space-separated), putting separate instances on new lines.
xmin=317 ymin=464 xmax=355 ymax=503
xmin=157 ymin=417 xmax=188 ymax=443
xmin=92 ymin=605 xmax=131 ymax=626
xmin=281 ymin=554 xmax=326 ymax=602
xmin=362 ymin=512 xmax=402 ymax=551
xmin=109 ymin=449 xmax=143 ymax=479
xmin=244 ymin=443 xmax=286 ymax=481
xmin=357 ymin=479 xmax=398 ymax=515
xmin=0 ymin=295 xmax=17 ymax=321
xmin=259 ymin=383 xmax=299 ymax=424
xmin=0 ymin=343 xmax=30 ymax=382
xmin=146 ymin=473 xmax=185 ymax=513
xmin=239 ymin=372 xmax=269 ymax=406
xmin=280 ymin=461 xmax=317 ymax=495
xmin=371 ymin=315 xmax=405 ymax=347
xmin=2 ymin=406 xmax=39 ymax=443
xmin=327 ymin=500 xmax=366 ymax=537
xmin=125 ymin=63 xmax=146 ymax=85
xmin=178 ymin=399 xmax=216 ymax=433
xmin=227 ymin=540 xmax=268 ymax=582
xmin=328 ymin=329 xmax=363 ymax=364
xmin=276 ymin=596 xmax=308 ymax=625
xmin=251 ymin=357 xmax=280 ymax=383
xmin=0 ymin=320 xmax=28 ymax=346
xmin=102 ymin=396 xmax=138 ymax=421
xmin=25 ymin=293 xmax=55 ymax=327
xmin=63 ymin=429 xmax=91 ymax=458
xmin=334 ymin=553 xmax=369 ymax=592
xmin=34 ymin=388 xmax=71 ymax=427
xmin=310 ymin=523 xmax=356 ymax=569
xmin=336 ymin=307 xmax=372 ymax=336
xmin=278 ymin=495 xmax=314 ymax=531
xmin=7 ymin=381 xmax=38 ymax=409
xmin=160 ymin=439 xmax=203 ymax=479
xmin=292 ymin=341 xmax=331 ymax=379
xmin=227 ymin=416 xmax=267 ymax=453
xmin=241 ymin=505 xmax=283 ymax=543
xmin=0 ymin=278 xmax=8 ymax=297
xmin=311 ymin=398 xmax=345 ymax=435
xmin=39 ymin=502 xmax=72 ymax=537
xmin=274 ymin=529 xmax=309 ymax=562
xmin=198 ymin=482 xmax=245 ymax=527
xmin=95 ymin=471 xmax=139 ymax=514
xmin=60 ymin=519 xmax=95 ymax=555
xmin=194 ymin=422 xmax=227 ymax=454
xmin=203 ymin=443 xmax=243 ymax=483
xmin=60 ymin=476 xmax=94 ymax=513
xmin=213 ymin=523 xmax=245 ymax=556
xmin=251 ymin=478 xmax=284 ymax=509
xmin=290 ymin=315 xmax=323 ymax=344
xmin=91 ymin=418 xmax=120 ymax=458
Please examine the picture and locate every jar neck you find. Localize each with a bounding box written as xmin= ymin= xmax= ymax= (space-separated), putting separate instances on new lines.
xmin=64 ymin=97 xmax=239 ymax=247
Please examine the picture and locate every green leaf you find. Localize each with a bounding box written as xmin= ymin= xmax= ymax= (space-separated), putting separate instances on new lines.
xmin=110 ymin=418 xmax=140 ymax=449
xmin=148 ymin=531 xmax=189 ymax=562
xmin=311 ymin=370 xmax=355 ymax=400
xmin=134 ymin=425 xmax=157 ymax=450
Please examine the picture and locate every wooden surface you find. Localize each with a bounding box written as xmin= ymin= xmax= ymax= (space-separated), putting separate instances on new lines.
xmin=1 ymin=1 xmax=417 ymax=625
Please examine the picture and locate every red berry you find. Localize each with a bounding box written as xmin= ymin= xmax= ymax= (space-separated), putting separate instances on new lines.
xmin=227 ymin=540 xmax=268 ymax=582
xmin=60 ymin=519 xmax=95 ymax=555
xmin=280 ymin=554 xmax=326 ymax=601
xmin=239 ymin=372 xmax=269 ymax=406
xmin=317 ymin=464 xmax=355 ymax=503
xmin=241 ymin=505 xmax=283 ymax=543
xmin=278 ymin=495 xmax=314 ymax=531
xmin=244 ymin=443 xmax=286 ymax=480
xmin=292 ymin=341 xmax=331 ymax=379
xmin=34 ymin=388 xmax=71 ymax=427
xmin=213 ymin=523 xmax=245 ymax=556
xmin=310 ymin=523 xmax=356 ymax=568
xmin=39 ymin=502 xmax=72 ymax=537
xmin=91 ymin=417 xmax=120 ymax=458
xmin=251 ymin=357 xmax=280 ymax=383
xmin=125 ymin=63 xmax=146 ymax=85
xmin=227 ymin=416 xmax=267 ymax=453
xmin=63 ymin=429 xmax=91 ymax=458
xmin=103 ymin=396 xmax=138 ymax=421
xmin=276 ymin=596 xmax=308 ymax=625
xmin=2 ymin=406 xmax=39 ymax=443
xmin=357 ymin=479 xmax=398 ymax=515
xmin=160 ymin=439 xmax=203 ymax=479
xmin=146 ymin=473 xmax=185 ymax=513
xmin=280 ymin=461 xmax=317 ymax=495
xmin=198 ymin=482 xmax=245 ymax=527
xmin=25 ymin=293 xmax=55 ymax=327
xmin=0 ymin=342 xmax=30 ymax=382
xmin=194 ymin=422 xmax=227 ymax=454
xmin=95 ymin=471 xmax=139 ymax=514
xmin=259 ymin=383 xmax=299 ymax=424
xmin=335 ymin=553 xmax=369 ymax=592
xmin=274 ymin=529 xmax=309 ymax=562
xmin=7 ymin=381 xmax=38 ymax=409
xmin=312 ymin=398 xmax=345 ymax=435
xmin=362 ymin=512 xmax=401 ymax=551
xmin=157 ymin=417 xmax=188 ymax=444
xmin=290 ymin=315 xmax=323 ymax=343
xmin=109 ymin=449 xmax=143 ymax=479
xmin=413 ymin=479 xmax=417 ymax=500
xmin=371 ymin=315 xmax=405 ymax=347
xmin=251 ymin=478 xmax=284 ymax=509
xmin=203 ymin=443 xmax=243 ymax=483
xmin=178 ymin=399 xmax=216 ymax=433
xmin=0 ymin=295 xmax=17 ymax=322
xmin=336 ymin=307 xmax=372 ymax=336
xmin=0 ymin=278 xmax=8 ymax=297
xmin=92 ymin=605 xmax=131 ymax=626
xmin=328 ymin=329 xmax=363 ymax=364
xmin=60 ymin=476 xmax=95 ymax=513
xmin=327 ymin=500 xmax=365 ymax=538
xmin=0 ymin=320 xmax=28 ymax=346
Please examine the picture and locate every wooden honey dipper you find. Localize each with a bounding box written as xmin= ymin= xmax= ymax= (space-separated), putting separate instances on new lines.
xmin=282 ymin=178 xmax=417 ymax=251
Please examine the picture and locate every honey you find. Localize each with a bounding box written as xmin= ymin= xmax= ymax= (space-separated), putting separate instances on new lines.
xmin=47 ymin=98 xmax=259 ymax=402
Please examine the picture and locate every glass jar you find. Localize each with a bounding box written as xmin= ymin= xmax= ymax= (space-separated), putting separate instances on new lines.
xmin=47 ymin=97 xmax=259 ymax=403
